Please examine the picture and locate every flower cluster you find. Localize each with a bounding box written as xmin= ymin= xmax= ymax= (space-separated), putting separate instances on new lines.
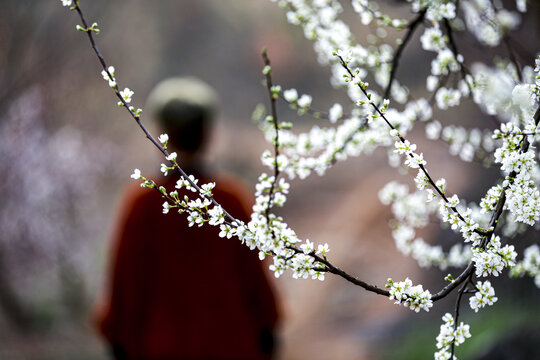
xmin=469 ymin=280 xmax=498 ymax=312
xmin=394 ymin=139 xmax=426 ymax=169
xmin=510 ymin=244 xmax=540 ymax=287
xmin=435 ymin=87 xmax=461 ymax=110
xmin=380 ymin=140 xmax=491 ymax=272
xmin=386 ymin=278 xmax=433 ymax=312
xmin=536 ymin=56 xmax=540 ymax=91
xmin=131 ymin=141 xmax=333 ymax=281
xmin=435 ymin=313 xmax=471 ymax=360
xmin=462 ymin=0 xmax=522 ymax=47
xmin=249 ymin=169 xmax=331 ymax=280
xmin=101 ymin=66 xmax=117 ymax=88
xmin=379 ymin=178 xmax=476 ymax=271
xmin=97 ymin=65 xmax=142 ymax=116
xmin=282 ymin=88 xmax=313 ymax=115
xmin=118 ymin=88 xmax=134 ymax=106
xmin=438 ymin=198 xmax=484 ymax=246
xmin=491 ymin=121 xmax=540 ymax=226
xmin=472 ymin=235 xmax=517 ymax=277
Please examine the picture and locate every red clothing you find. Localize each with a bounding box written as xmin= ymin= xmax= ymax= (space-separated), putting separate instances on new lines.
xmin=97 ymin=173 xmax=279 ymax=359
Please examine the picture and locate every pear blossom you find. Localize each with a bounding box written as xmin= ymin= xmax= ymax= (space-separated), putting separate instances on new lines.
xmin=166 ymin=152 xmax=177 ymax=162
xmin=387 ymin=278 xmax=433 ymax=312
xmin=469 ymin=281 xmax=498 ymax=312
xmin=162 ymin=201 xmax=170 ymax=214
xmin=130 ymin=168 xmax=141 ymax=180
xmin=119 ymin=87 xmax=134 ymax=104
xmin=158 ymin=133 xmax=169 ymax=144
xmin=297 ymin=94 xmax=312 ymax=109
xmin=283 ymin=88 xmax=298 ymax=102
xmin=101 ymin=66 xmax=116 ymax=88
xmin=328 ymin=103 xmax=343 ymax=123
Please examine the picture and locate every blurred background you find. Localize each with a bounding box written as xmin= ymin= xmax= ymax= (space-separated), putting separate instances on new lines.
xmin=1 ymin=0 xmax=539 ymax=359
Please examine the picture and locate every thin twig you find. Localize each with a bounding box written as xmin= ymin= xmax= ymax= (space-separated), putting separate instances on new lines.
xmin=450 ymin=275 xmax=473 ymax=358
xmin=383 ymin=10 xmax=426 ymax=100
xmin=286 ymin=246 xmax=390 ymax=296
xmin=313 ymin=252 xmax=391 ymax=296
xmin=443 ymin=18 xmax=473 ymax=90
xmin=277 ymin=93 xmax=351 ymax=122
xmin=261 ymin=49 xmax=281 ymax=225
xmin=503 ymin=36 xmax=523 ymax=82
xmin=432 ymin=263 xmax=474 ymax=301
xmin=338 ymin=55 xmax=488 ymax=237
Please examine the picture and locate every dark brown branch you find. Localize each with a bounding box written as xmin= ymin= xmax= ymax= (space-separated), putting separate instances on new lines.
xmin=383 ymin=10 xmax=426 ymax=100
xmin=261 ymin=49 xmax=281 ymax=223
xmin=503 ymin=36 xmax=523 ymax=82
xmin=286 ymin=247 xmax=390 ymax=296
xmin=315 ymin=253 xmax=390 ymax=296
xmin=450 ymin=275 xmax=473 ymax=358
xmin=432 ymin=263 xmax=474 ymax=301
xmin=443 ymin=19 xmax=472 ymax=89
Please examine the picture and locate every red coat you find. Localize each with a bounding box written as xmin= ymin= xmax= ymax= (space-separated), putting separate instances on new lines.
xmin=96 ymin=173 xmax=279 ymax=359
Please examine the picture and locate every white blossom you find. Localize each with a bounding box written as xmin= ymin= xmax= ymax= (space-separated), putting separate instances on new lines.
xmin=435 ymin=313 xmax=471 ymax=358
xmin=435 ymin=87 xmax=461 ymax=110
xmin=420 ymin=26 xmax=446 ymax=52
xmin=119 ymin=87 xmax=134 ymax=104
xmin=328 ymin=103 xmax=343 ymax=123
xmin=387 ymin=278 xmax=433 ymax=312
xmin=469 ymin=280 xmax=498 ymax=312
xmin=200 ymin=182 xmax=216 ymax=197
xmin=162 ymin=201 xmax=170 ymax=214
xmin=208 ymin=206 xmax=225 ymax=226
xmin=472 ymin=235 xmax=517 ymax=277
xmin=166 ymin=152 xmax=177 ymax=162
xmin=283 ymin=88 xmax=298 ymax=102
xmin=101 ymin=66 xmax=116 ymax=88
xmin=130 ymin=168 xmax=141 ymax=180
xmin=158 ymin=133 xmax=169 ymax=144
xmin=297 ymin=94 xmax=312 ymax=108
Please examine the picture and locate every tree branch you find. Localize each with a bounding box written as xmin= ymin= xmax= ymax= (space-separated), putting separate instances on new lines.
xmin=450 ymin=275 xmax=472 ymax=358
xmin=383 ymin=10 xmax=426 ymax=100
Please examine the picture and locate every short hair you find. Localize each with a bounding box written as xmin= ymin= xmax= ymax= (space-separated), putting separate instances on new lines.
xmin=146 ymin=77 xmax=219 ymax=152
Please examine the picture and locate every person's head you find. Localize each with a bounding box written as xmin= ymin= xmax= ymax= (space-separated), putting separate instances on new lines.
xmin=147 ymin=77 xmax=219 ymax=155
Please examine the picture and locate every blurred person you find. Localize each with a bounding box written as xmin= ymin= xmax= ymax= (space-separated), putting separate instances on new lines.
xmin=95 ymin=77 xmax=280 ymax=360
